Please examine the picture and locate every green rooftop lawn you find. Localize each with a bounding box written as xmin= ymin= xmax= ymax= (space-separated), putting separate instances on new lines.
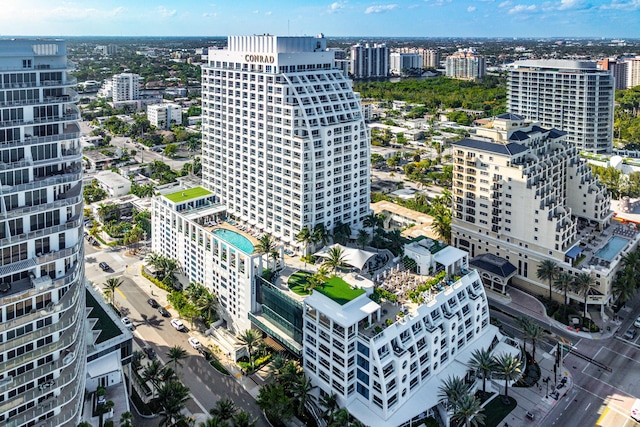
xmin=86 ymin=289 xmax=122 ymax=344
xmin=315 ymin=275 xmax=365 ymax=305
xmin=288 ymin=271 xmax=313 ymax=296
xmin=163 ymin=186 xmax=212 ymax=203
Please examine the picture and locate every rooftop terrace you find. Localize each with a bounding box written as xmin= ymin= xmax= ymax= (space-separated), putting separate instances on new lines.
xmin=163 ymin=186 xmax=212 ymax=203
xmin=314 ymin=276 xmax=366 ymax=305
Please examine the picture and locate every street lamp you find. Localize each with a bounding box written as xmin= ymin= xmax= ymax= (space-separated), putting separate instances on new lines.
xmin=543 ymin=377 xmax=550 ymax=398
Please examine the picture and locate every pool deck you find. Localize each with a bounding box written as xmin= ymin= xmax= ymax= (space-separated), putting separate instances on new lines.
xmin=575 ymin=223 xmax=640 ymax=271
xmin=204 ymin=222 xmax=261 ymax=250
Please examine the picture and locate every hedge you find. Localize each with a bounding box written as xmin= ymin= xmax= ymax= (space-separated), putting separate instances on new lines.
xmin=209 ymin=358 xmax=230 ymax=375
xmin=141 ymin=266 xmax=173 ymax=292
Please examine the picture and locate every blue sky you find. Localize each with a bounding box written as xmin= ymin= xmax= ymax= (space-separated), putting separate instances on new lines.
xmin=1 ymin=0 xmax=639 ymax=38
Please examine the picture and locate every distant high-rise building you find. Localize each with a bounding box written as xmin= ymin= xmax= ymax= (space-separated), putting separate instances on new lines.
xmin=625 ymin=56 xmax=640 ymax=89
xmin=598 ymin=58 xmax=628 ymax=90
xmin=389 ymin=52 xmax=422 ymax=75
xmin=96 ymin=44 xmax=118 ymax=56
xmin=111 ymin=73 xmax=140 ymax=103
xmin=445 ymin=48 xmax=486 ymax=80
xmin=0 ymin=39 xmax=86 ymax=427
xmin=350 ymin=43 xmax=389 ymax=79
xmin=507 ymin=60 xmax=614 ymax=153
xmin=202 ymin=34 xmax=370 ymax=248
xmin=420 ymin=48 xmax=440 ymax=69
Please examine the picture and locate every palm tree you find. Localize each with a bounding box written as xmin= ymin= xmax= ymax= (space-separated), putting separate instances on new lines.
xmin=256 ymin=234 xmax=277 ymax=269
xmin=493 ymin=353 xmax=522 ymax=398
xmin=157 ymin=379 xmax=190 ymax=427
xmin=312 ymin=224 xmax=330 ymax=248
xmin=167 ymin=345 xmax=188 ymax=370
xmin=451 ymin=393 xmax=486 ymax=427
xmin=320 ymin=392 xmax=339 ymax=425
xmin=537 ymin=259 xmax=560 ymax=302
xmin=103 ymin=277 xmax=123 ymax=305
xmin=291 ymin=373 xmax=317 ymax=415
xmin=430 ymin=201 xmax=451 ymax=244
xmin=573 ymin=272 xmax=595 ymax=318
xmin=198 ymin=417 xmax=229 ymax=427
xmin=363 ymin=213 xmax=380 ymax=239
xmin=209 ymin=398 xmax=237 ymax=421
xmin=332 ymin=221 xmax=352 ymax=245
xmin=467 ymin=348 xmax=496 ymax=393
xmin=296 ymin=226 xmax=313 ymax=260
xmin=554 ymin=272 xmax=575 ymax=320
xmin=119 ymin=411 xmax=134 ymax=427
xmin=239 ymin=329 xmax=261 ymax=371
xmin=232 ymin=410 xmax=257 ymax=427
xmin=142 ymin=359 xmax=164 ymax=397
xmin=519 ymin=316 xmax=545 ymax=360
xmin=196 ymin=291 xmax=218 ymax=324
xmin=356 ymin=229 xmax=369 ymax=249
xmin=437 ymin=375 xmax=470 ymax=410
xmin=322 ymin=246 xmax=347 ymax=274
xmin=612 ymin=271 xmax=637 ymax=308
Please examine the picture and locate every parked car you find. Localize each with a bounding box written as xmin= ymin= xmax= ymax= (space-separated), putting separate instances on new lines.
xmin=171 ymin=319 xmax=185 ymax=331
xmin=197 ymin=346 xmax=210 ymax=359
xmin=143 ymin=346 xmax=156 ymax=360
xmin=147 ymin=298 xmax=159 ymax=308
xmin=624 ymin=328 xmax=637 ymax=340
xmin=99 ymin=262 xmax=110 ymax=271
xmin=188 ymin=337 xmax=201 ymax=349
xmin=121 ymin=317 xmax=134 ymax=330
xmin=634 ymin=316 xmax=640 ymax=329
xmin=157 ymin=306 xmax=170 ymax=317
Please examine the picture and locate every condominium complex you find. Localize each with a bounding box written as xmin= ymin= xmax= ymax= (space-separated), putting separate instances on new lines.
xmin=445 ymin=48 xmax=486 ymax=81
xmin=450 ymin=114 xmax=633 ymax=313
xmin=201 ymin=35 xmax=370 ymax=249
xmin=389 ymin=52 xmax=422 ymax=76
xmin=507 ymin=60 xmax=615 ymax=153
xmin=303 ymin=248 xmax=519 ymax=426
xmin=0 ymin=39 xmax=86 ymax=427
xmin=598 ymin=58 xmax=628 ymax=90
xmin=99 ymin=73 xmax=140 ymax=103
xmin=625 ymin=56 xmax=640 ymax=89
xmin=147 ymin=103 xmax=182 ymax=129
xmin=420 ymin=48 xmax=440 ymax=69
xmin=350 ymin=43 xmax=389 ymax=79
xmin=151 ymin=186 xmax=266 ymax=333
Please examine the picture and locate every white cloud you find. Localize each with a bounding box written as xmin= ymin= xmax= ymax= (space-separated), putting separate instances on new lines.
xmin=252 ymin=10 xmax=259 ymax=14
xmin=43 ymin=5 xmax=125 ymax=21
xmin=600 ymin=0 xmax=640 ymax=10
xmin=408 ymin=3 xmax=421 ymax=8
xmin=328 ymin=1 xmax=347 ymax=13
xmin=424 ymin=0 xmax=452 ymax=5
xmin=468 ymin=6 xmax=477 ymax=11
xmin=265 ymin=10 xmax=272 ymax=15
xmin=508 ymin=4 xmax=537 ymax=13
xmin=499 ymin=0 xmax=513 ymax=7
xmin=202 ymin=12 xmax=217 ymax=17
xmin=557 ymin=0 xmax=583 ymax=9
xmin=157 ymin=6 xmax=177 ymax=18
xmin=365 ymin=4 xmax=399 ymax=13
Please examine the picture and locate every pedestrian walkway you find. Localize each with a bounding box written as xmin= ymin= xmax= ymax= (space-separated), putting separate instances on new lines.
xmin=486 ymin=286 xmax=620 ymax=340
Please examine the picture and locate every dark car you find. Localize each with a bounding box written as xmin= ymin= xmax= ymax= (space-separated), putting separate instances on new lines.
xmin=157 ymin=306 xmax=170 ymax=317
xmin=197 ymin=346 xmax=211 ymax=360
xmin=99 ymin=262 xmax=110 ymax=271
xmin=147 ymin=298 xmax=159 ymax=308
xmin=143 ymin=346 xmax=156 ymax=360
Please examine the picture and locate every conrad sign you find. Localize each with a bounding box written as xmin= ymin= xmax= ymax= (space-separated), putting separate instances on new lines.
xmin=245 ymin=54 xmax=275 ymax=63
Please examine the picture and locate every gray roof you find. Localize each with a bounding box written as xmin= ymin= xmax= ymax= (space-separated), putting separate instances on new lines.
xmin=496 ymin=113 xmax=525 ymax=121
xmin=469 ymin=254 xmax=517 ymax=278
xmin=453 ymin=138 xmax=528 ymax=156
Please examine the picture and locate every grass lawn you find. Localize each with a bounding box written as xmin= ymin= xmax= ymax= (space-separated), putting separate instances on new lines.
xmin=163 ymin=186 xmax=212 ymax=203
xmin=315 ymin=276 xmax=366 ymax=305
xmin=85 ymin=289 xmax=122 ymax=344
xmin=288 ymin=271 xmax=313 ymax=296
xmin=482 ymin=395 xmax=517 ymax=427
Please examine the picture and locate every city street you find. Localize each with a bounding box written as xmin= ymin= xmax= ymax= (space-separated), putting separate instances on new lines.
xmin=490 ymin=299 xmax=640 ymax=427
xmin=85 ymin=242 xmax=268 ymax=427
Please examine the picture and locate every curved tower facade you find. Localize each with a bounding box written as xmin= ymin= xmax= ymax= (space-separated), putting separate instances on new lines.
xmin=0 ymin=39 xmax=86 ymax=427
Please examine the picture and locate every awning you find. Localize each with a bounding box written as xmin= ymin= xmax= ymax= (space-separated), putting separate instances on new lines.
xmin=565 ymin=246 xmax=583 ymax=259
xmin=263 ymin=336 xmax=286 ymax=352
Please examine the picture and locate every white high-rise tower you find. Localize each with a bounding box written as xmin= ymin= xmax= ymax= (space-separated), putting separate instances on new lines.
xmin=202 ymin=34 xmax=370 ymax=248
xmin=0 ymin=39 xmax=86 ymax=426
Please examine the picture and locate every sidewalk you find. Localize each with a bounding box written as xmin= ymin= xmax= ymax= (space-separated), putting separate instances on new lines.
xmin=486 ymin=287 xmax=620 ymax=340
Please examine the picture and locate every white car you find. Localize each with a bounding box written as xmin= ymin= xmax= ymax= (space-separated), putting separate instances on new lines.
xmin=634 ymin=316 xmax=640 ymax=329
xmin=188 ymin=337 xmax=201 ymax=349
xmin=170 ymin=319 xmax=185 ymax=331
xmin=121 ymin=317 xmax=133 ymax=330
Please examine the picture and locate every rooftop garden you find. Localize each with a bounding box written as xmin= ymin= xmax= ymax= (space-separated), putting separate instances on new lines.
xmin=86 ymin=289 xmax=122 ymax=344
xmin=163 ymin=186 xmax=211 ymax=203
xmin=315 ymin=276 xmax=366 ymax=305
xmin=287 ymin=271 xmax=313 ymax=296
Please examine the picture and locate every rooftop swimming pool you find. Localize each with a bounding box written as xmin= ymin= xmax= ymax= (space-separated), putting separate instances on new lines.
xmin=595 ymin=236 xmax=629 ymax=261
xmin=213 ymin=229 xmax=254 ymax=254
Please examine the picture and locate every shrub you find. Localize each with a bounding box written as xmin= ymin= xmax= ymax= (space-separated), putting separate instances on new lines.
xmin=209 ymin=358 xmax=230 ymax=375
xmin=141 ymin=267 xmax=173 ymax=292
